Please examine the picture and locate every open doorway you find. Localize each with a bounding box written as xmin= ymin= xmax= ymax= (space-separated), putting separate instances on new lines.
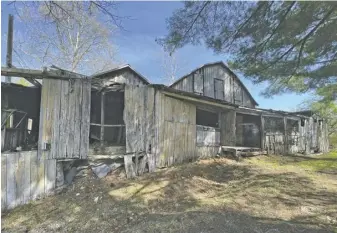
xmin=90 ymin=90 xmax=126 ymax=153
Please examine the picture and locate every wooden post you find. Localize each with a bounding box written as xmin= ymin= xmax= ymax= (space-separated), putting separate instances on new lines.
xmin=6 ymin=14 xmax=14 ymax=83
xmin=260 ymin=114 xmax=265 ymax=150
xmin=283 ymin=116 xmax=287 ymax=155
xmin=100 ymin=92 xmax=105 ymax=147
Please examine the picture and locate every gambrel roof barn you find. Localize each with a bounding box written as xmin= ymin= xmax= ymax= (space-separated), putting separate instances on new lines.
xmin=170 ymin=61 xmax=258 ymax=108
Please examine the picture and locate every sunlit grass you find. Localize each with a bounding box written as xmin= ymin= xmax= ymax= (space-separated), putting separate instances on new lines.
xmin=248 ymin=150 xmax=337 ymax=173
xmin=297 ymin=151 xmax=337 ymax=172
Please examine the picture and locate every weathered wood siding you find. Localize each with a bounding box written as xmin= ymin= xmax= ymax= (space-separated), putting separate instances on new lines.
xmin=1 ymin=151 xmax=56 ymax=211
xmin=39 ymin=78 xmax=91 ymax=159
xmin=94 ymin=69 xmax=147 ymax=87
xmin=262 ymin=115 xmax=329 ymax=155
xmin=172 ymin=74 xmax=193 ymax=93
xmin=1 ymin=128 xmax=23 ymax=151
xmin=171 ymin=64 xmax=255 ymax=108
xmin=196 ymin=125 xmax=220 ymax=146
xmin=196 ymin=146 xmax=220 ymax=159
xmin=124 ymin=85 xmax=155 ymax=153
xmin=158 ymin=95 xmax=196 ymax=167
xmin=220 ymin=110 xmax=236 ymax=146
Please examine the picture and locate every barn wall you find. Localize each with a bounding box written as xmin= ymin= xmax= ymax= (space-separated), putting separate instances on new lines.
xmin=159 ymin=95 xmax=196 ymax=167
xmin=124 ymin=85 xmax=155 ymax=154
xmin=261 ymin=115 xmax=329 ymax=155
xmin=1 ymin=151 xmax=56 ymax=211
xmin=220 ymin=110 xmax=236 ymax=146
xmin=38 ymin=78 xmax=91 ymax=159
xmin=171 ymin=64 xmax=255 ymax=108
xmin=196 ymin=146 xmax=219 ymax=159
xmin=196 ymin=125 xmax=220 ymax=146
xmin=173 ymin=74 xmax=193 ymax=92
xmin=94 ymin=69 xmax=147 ymax=87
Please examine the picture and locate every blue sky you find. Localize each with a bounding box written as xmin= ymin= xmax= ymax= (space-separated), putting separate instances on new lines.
xmin=1 ymin=1 xmax=313 ymax=111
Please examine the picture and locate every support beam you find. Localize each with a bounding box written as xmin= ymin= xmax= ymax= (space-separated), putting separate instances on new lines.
xmin=100 ymin=92 xmax=105 ymax=146
xmin=6 ymin=14 xmax=14 ymax=83
xmin=24 ymin=77 xmax=42 ymax=87
xmin=1 ymin=67 xmax=88 ymax=80
xmin=283 ymin=116 xmax=288 ymax=154
xmin=260 ymin=114 xmax=265 ymax=150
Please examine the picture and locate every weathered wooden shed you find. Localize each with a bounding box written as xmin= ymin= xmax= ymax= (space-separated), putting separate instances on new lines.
xmin=0 ymin=62 xmax=330 ymax=210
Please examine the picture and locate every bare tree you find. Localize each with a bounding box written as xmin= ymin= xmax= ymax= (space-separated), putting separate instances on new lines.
xmin=12 ymin=1 xmax=122 ymax=75
xmin=160 ymin=49 xmax=187 ymax=85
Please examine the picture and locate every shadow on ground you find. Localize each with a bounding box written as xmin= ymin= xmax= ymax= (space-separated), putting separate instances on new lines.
xmin=2 ymin=156 xmax=337 ymax=233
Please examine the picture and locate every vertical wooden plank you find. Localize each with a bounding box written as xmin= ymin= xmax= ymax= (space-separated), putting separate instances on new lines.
xmin=124 ymin=154 xmax=136 ymax=178
xmin=64 ymin=81 xmax=70 ymax=158
xmin=1 ymin=155 xmax=7 ymax=210
xmin=45 ymin=158 xmax=56 ymax=195
xmin=23 ymin=152 xmax=31 ymax=204
xmin=73 ymin=79 xmax=82 ymax=157
xmin=51 ymin=79 xmax=62 ymax=159
xmin=100 ymin=92 xmax=105 ymax=146
xmin=59 ymin=80 xmax=69 ymax=158
xmin=283 ymin=117 xmax=287 ymax=155
xmin=16 ymin=152 xmax=25 ymax=206
xmin=80 ymin=79 xmax=91 ymax=159
xmin=67 ymin=80 xmax=76 ymax=158
xmin=30 ymin=151 xmax=38 ymax=200
xmin=37 ymin=152 xmax=46 ymax=198
xmin=6 ymin=153 xmax=18 ymax=209
xmin=261 ymin=115 xmax=265 ymax=149
xmin=39 ymin=79 xmax=50 ymax=156
xmin=46 ymin=79 xmax=55 ymax=155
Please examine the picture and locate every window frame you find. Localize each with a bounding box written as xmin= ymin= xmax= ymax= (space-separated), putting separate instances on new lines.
xmin=214 ymin=78 xmax=224 ymax=100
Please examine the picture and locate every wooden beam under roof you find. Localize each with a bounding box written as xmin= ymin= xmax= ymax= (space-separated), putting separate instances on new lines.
xmin=1 ymin=67 xmax=89 ymax=80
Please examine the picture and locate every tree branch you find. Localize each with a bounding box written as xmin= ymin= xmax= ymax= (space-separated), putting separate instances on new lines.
xmin=170 ymin=1 xmax=211 ymax=54
xmin=255 ymin=1 xmax=296 ymax=57
xmin=257 ymin=6 xmax=336 ymax=74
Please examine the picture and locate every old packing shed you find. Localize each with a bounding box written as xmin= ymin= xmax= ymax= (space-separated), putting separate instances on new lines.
xmin=1 ymin=67 xmax=91 ymax=210
xmin=1 ymin=61 xmax=329 ymax=209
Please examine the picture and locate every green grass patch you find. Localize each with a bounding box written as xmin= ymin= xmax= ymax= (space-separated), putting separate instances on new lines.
xmin=249 ymin=151 xmax=337 ymax=174
xmin=297 ymin=151 xmax=337 ymax=172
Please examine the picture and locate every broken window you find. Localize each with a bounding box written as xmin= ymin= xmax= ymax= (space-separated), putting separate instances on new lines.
xmin=196 ymin=108 xmax=219 ymax=128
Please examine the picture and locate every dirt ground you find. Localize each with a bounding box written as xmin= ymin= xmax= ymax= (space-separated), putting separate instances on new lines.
xmin=2 ymin=152 xmax=337 ymax=233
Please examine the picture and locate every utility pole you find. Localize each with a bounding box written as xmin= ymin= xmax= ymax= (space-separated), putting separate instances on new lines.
xmin=6 ymin=14 xmax=14 ymax=83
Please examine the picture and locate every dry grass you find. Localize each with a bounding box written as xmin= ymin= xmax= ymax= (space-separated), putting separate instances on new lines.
xmin=2 ymin=152 xmax=337 ymax=233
